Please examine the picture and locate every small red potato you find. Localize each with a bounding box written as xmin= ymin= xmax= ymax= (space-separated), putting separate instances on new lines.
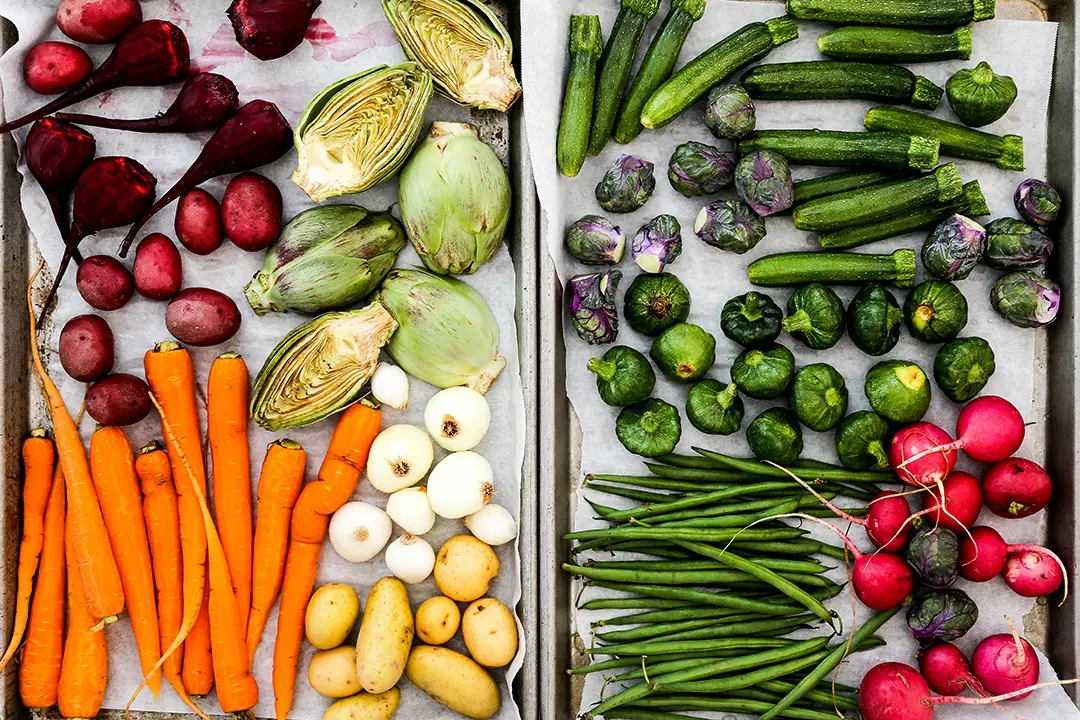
xmin=56 ymin=0 xmax=142 ymax=43
xmin=85 ymin=373 xmax=151 ymax=426
xmin=175 ymin=188 xmax=225 ymax=256
xmin=133 ymin=233 xmax=183 ymax=300
xmin=166 ymin=288 xmax=241 ymax=347
xmin=59 ymin=314 xmax=114 ymax=382
xmin=221 ymin=172 xmax=283 ymax=252
xmin=23 ymin=41 xmax=93 ymax=95
xmin=76 ymin=255 xmax=134 ymax=311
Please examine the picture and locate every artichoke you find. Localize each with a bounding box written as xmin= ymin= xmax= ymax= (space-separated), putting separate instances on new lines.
xmin=705 ymin=83 xmax=756 ymax=140
xmin=1015 ymin=178 xmax=1061 ymax=226
xmin=250 ymin=302 xmax=398 ymax=431
xmin=694 ymin=199 xmax=766 ymax=254
xmin=907 ymin=523 xmax=960 ymax=589
xmin=596 ymin=155 xmax=655 ymax=213
xmin=569 ymin=270 xmax=621 ymax=345
xmin=398 ymin=121 xmax=511 ymax=275
xmin=984 ymin=218 xmax=1053 ymax=270
xmin=735 ymin=150 xmax=794 ymax=217
xmin=945 ymin=61 xmax=1016 ymax=128
xmin=379 ymin=268 xmax=506 ymax=392
xmin=991 ymin=270 xmax=1061 ymax=328
xmin=382 ymin=0 xmax=521 ymax=112
xmin=244 ymin=205 xmax=405 ymax=315
xmin=921 ymin=214 xmax=986 ymax=281
xmin=667 ymin=141 xmax=737 ymax=198
xmin=906 ymin=589 xmax=978 ymax=644
xmin=633 ymin=215 xmax=682 ymax=273
xmin=565 ymin=215 xmax=625 ymax=265
xmin=293 ymin=63 xmax=433 ymax=202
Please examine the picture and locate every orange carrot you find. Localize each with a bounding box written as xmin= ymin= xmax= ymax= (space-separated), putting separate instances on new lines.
xmin=89 ymin=425 xmax=162 ymax=698
xmin=19 ymin=464 xmax=65 ymax=710
xmin=58 ymin=510 xmax=108 ymax=720
xmin=26 ymin=268 xmax=123 ymax=625
xmin=246 ymin=439 xmax=306 ymax=666
xmin=208 ymin=352 xmax=253 ymax=633
xmin=273 ymin=403 xmax=381 ymax=720
xmin=184 ymin=580 xmax=214 ymax=696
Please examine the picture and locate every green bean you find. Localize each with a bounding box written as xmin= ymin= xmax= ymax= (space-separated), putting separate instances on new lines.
xmin=694 ymin=448 xmax=896 ymax=483
xmin=652 ymin=454 xmax=723 ymax=469
xmin=658 ymin=650 xmax=832 ymax=692
xmin=611 ymin=655 xmax=741 ymax=682
xmin=829 ymin=479 xmax=883 ymax=499
xmin=586 ymin=579 xmax=806 ymax=615
xmin=585 ymin=483 xmax=680 ymax=504
xmin=598 ymin=606 xmax=786 ymax=626
xmin=577 ymin=540 xmax=695 ymax=558
xmin=600 ymin=481 xmax=807 ymax=523
xmin=593 ymin=617 xmax=811 ymax=656
xmin=802 ymin=505 xmax=868 ymax=519
xmin=567 ymin=647 xmax=754 ymax=676
xmin=662 ymin=619 xmax=816 ymax=644
xmin=647 ymin=494 xmax=811 ymax=523
xmin=657 ymin=499 xmax=801 ymax=529
xmin=621 ymin=698 xmax=842 ymax=720
xmin=589 ymin=558 xmax=828 ymax=574
xmin=644 ymin=463 xmax=755 ymax=481
xmin=814 ymin=542 xmax=850 ymax=561
xmin=578 ymin=597 xmax=694 ymax=611
xmin=588 ymin=635 xmax=793 ymax=658
xmin=567 ymin=563 xmax=835 ymax=590
xmin=585 ymin=500 xmax=619 ymax=519
xmin=566 ymin=526 xmax=806 ymax=543
xmin=758 ymin=681 xmax=859 ymax=711
xmin=597 ymin=614 xmax=761 ymax=643
xmin=588 ymin=474 xmax=731 ymax=492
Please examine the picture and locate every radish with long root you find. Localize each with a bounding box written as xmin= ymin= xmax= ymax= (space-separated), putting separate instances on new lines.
xmin=922 ymin=471 xmax=983 ymax=532
xmin=917 ymin=641 xmax=987 ymax=697
xmin=972 ymin=620 xmax=1039 ymax=701
xmin=24 ymin=118 xmax=95 ymax=244
xmin=889 ymin=422 xmax=957 ymax=487
xmin=958 ymin=525 xmax=1067 ymax=598
xmin=898 ymin=397 xmax=1027 ymax=479
xmin=982 ymin=457 xmax=1052 ymax=519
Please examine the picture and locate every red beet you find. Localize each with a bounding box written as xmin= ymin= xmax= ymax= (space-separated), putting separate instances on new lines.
xmin=23 ymin=41 xmax=93 ymax=95
xmin=982 ymin=457 xmax=1052 ymax=519
xmin=24 ymin=118 xmax=96 ymax=243
xmin=890 ymin=422 xmax=957 ymax=487
xmin=917 ymin=642 xmax=986 ymax=697
xmin=57 ymin=0 xmax=142 ymax=43
xmin=921 ymin=471 xmax=983 ymax=532
xmin=57 ymin=73 xmax=239 ymax=134
xmin=228 ymin=0 xmax=322 ymax=61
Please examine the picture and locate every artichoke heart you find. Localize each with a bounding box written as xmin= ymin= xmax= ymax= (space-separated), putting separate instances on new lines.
xmin=293 ymin=63 xmax=433 ymax=203
xmin=250 ymin=302 xmax=398 ymax=430
xmin=382 ymin=0 xmax=521 ymax=112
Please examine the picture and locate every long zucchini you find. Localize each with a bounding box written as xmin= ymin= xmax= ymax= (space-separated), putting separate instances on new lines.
xmin=614 ymin=0 xmax=707 ymax=144
xmin=557 ymin=16 xmax=604 ymax=177
xmin=748 ymin=249 xmax=917 ymax=288
xmin=793 ymin=163 xmax=963 ymax=232
xmin=786 ymin=0 xmax=994 ymax=27
xmin=793 ymin=170 xmax=903 ymax=206
xmin=864 ymin=105 xmax=1025 ymax=171
xmin=742 ymin=61 xmax=943 ymax=110
xmin=818 ymin=26 xmax=972 ymax=63
xmin=736 ymin=130 xmax=938 ymax=170
xmin=818 ymin=180 xmax=988 ymax=249
xmin=641 ymin=17 xmax=798 ymax=130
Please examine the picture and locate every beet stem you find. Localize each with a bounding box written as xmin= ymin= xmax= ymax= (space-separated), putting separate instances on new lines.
xmin=43 ymin=192 xmax=83 ymax=265
xmin=0 ymin=73 xmax=121 ymax=135
xmin=41 ymin=222 xmax=90 ymax=311
xmin=54 ymin=111 xmax=176 ymax=133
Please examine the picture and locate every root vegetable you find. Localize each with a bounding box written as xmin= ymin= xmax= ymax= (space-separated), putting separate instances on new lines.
xmin=971 ymin=627 xmax=1038 ymax=700
xmin=405 ymin=645 xmax=500 ymax=720
xmin=921 ymin=471 xmax=982 ymax=532
xmin=221 ymin=172 xmax=283 ymax=251
xmin=133 ymin=233 xmax=183 ymax=300
xmin=957 ymin=525 xmax=1066 ymax=597
xmin=323 ymin=691 xmax=399 ymax=720
xmin=304 ymin=584 xmax=359 ymax=650
xmin=434 ymin=535 xmax=499 ymax=602
xmin=56 ymin=0 xmax=142 ymax=43
xmin=307 ymin=645 xmax=361 ymax=698
xmin=917 ymin=642 xmax=986 ymax=697
xmin=898 ymin=396 xmax=1026 ymax=477
xmin=85 ymin=373 xmax=151 ymax=426
xmin=25 ymin=119 xmax=95 ymax=244
xmin=464 ymin=504 xmax=518 ymax=546
xmin=76 ymin=255 xmax=134 ymax=311
xmin=415 ymin=597 xmax=460 ymax=646
xmin=462 ymin=598 xmax=517 ymax=668
xmin=165 ymin=288 xmax=241 ymax=347
xmin=354 ymin=577 xmax=413 ymax=694
xmin=227 ymin=0 xmax=322 ymax=61
xmin=24 ymin=42 xmax=93 ymax=95
xmin=889 ymin=422 xmax=957 ymax=487
xmin=424 ymin=387 xmax=491 ymax=451
xmin=427 ymin=451 xmax=495 ymax=519
xmin=384 ymin=534 xmax=435 ymax=584
xmin=983 ymin=457 xmax=1051 ymax=518
xmin=370 ymin=363 xmax=409 ymax=409
xmin=59 ymin=314 xmax=114 ymax=382
xmin=957 ymin=526 xmax=1008 ymax=582
xmin=174 ymin=189 xmax=225 ymax=255
xmin=385 ymin=487 xmax=435 ymax=536
xmin=366 ymin=424 xmax=433 ymax=494
xmin=327 ymin=502 xmax=391 ymax=563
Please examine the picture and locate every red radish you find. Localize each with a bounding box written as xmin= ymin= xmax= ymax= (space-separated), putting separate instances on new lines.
xmin=77 ymin=255 xmax=135 ymax=311
xmin=118 ymin=100 xmax=292 ymax=256
xmin=221 ymin=172 xmax=283 ymax=251
xmin=56 ymin=0 xmax=142 ymax=43
xmin=175 ymin=189 xmax=226 ymax=255
xmin=0 ymin=21 xmax=190 ymax=135
xmin=133 ymin=233 xmax=183 ymax=300
xmin=982 ymin=457 xmax=1052 ymax=519
xmin=958 ymin=526 xmax=1009 ymax=582
xmin=899 ymin=397 xmax=1026 ymax=476
xmin=1003 ymin=546 xmax=1066 ymax=598
xmin=921 ymin=471 xmax=983 ymax=532
xmin=971 ymin=626 xmax=1038 ymax=701
xmin=24 ymin=118 xmax=96 ymax=242
xmin=56 ymin=73 xmax=239 ymax=134
xmin=228 ymin=0 xmax=322 ymax=61
xmin=917 ymin=642 xmax=986 ymax=697
xmin=889 ymin=422 xmax=957 ymax=487
xmin=23 ymin=41 xmax=93 ymax=95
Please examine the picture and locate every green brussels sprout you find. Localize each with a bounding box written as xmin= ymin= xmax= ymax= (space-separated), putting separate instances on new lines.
xmin=847 ymin=283 xmax=903 ymax=357
xmin=784 ymin=284 xmax=846 ymax=350
xmin=568 ymin=270 xmax=622 ymax=344
xmin=731 ymin=342 xmax=795 ymax=400
xmin=789 ymin=363 xmax=848 ymax=432
xmin=907 ymin=523 xmax=960 ymax=590
xmin=587 ymin=345 xmax=656 ymax=407
xmin=616 ymin=398 xmax=682 ymax=458
xmin=667 ymin=141 xmax=737 ymax=197
xmin=835 ymin=411 xmax=891 ymax=470
xmin=720 ymin=291 xmax=783 ymax=349
xmin=650 ymin=323 xmax=716 ymax=383
xmin=983 ymin=218 xmax=1053 ymax=270
xmin=945 ymin=62 xmax=1017 ymax=127
xmin=596 ymin=154 xmax=656 ymax=213
xmin=623 ymin=272 xmax=691 ymax=336
xmin=1015 ymin=178 xmax=1062 ymax=227
xmin=865 ymin=360 xmax=931 ymax=424
xmin=904 ymin=280 xmax=969 ymax=343
xmin=934 ymin=337 xmax=996 ymax=403
xmin=991 ymin=270 xmax=1061 ymax=328
xmin=686 ymin=380 xmax=744 ymax=435
xmin=921 ymin=214 xmax=986 ymax=281
xmin=565 ymin=215 xmax=626 ymax=265
xmin=735 ymin=150 xmax=794 ymax=217
xmin=705 ymin=83 xmax=756 ymax=140
xmin=694 ymin=199 xmax=767 ymax=254
xmin=906 ymin=589 xmax=978 ymax=644
xmin=747 ymin=407 xmax=803 ymax=465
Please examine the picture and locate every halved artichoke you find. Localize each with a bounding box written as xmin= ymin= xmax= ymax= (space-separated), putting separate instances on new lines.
xmin=250 ymin=301 xmax=398 ymax=430
xmin=293 ymin=63 xmax=433 ymax=202
xmin=382 ymin=0 xmax=522 ymax=112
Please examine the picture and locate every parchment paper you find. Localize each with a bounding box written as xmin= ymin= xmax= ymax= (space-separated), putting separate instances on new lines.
xmin=0 ymin=2 xmax=525 ymax=718
xmin=524 ymin=1 xmax=1079 ymax=717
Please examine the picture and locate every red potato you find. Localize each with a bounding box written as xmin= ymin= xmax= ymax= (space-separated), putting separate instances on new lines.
xmin=133 ymin=233 xmax=183 ymax=300
xmin=76 ymin=255 xmax=134 ymax=310
xmin=23 ymin=42 xmax=93 ymax=95
xmin=56 ymin=0 xmax=142 ymax=43
xmin=221 ymin=172 xmax=283 ymax=251
xmin=175 ymin=188 xmax=225 ymax=255
xmin=59 ymin=314 xmax=114 ymax=382
xmin=85 ymin=373 xmax=151 ymax=425
xmin=166 ymin=287 xmax=241 ymax=346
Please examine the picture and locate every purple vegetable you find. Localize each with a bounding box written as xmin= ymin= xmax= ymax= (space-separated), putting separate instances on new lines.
xmin=633 ymin=215 xmax=682 ymax=274
xmin=705 ymin=83 xmax=755 ymax=140
xmin=906 ymin=523 xmax=959 ymax=590
xmin=991 ymin=270 xmax=1061 ymax=328
xmin=906 ymin=589 xmax=978 ymax=643
xmin=1014 ymin=178 xmax=1061 ymax=227
xmin=694 ymin=199 xmax=766 ymax=254
xmin=735 ymin=149 xmax=793 ymax=217
xmin=984 ymin=218 xmax=1053 ymax=270
xmin=668 ymin=141 xmax=737 ymax=198
xmin=596 ymin=154 xmax=655 ymax=214
xmin=921 ymin=214 xmax=986 ymax=281
xmin=24 ymin=118 xmax=96 ymax=243
xmin=228 ymin=0 xmax=322 ymax=61
xmin=565 ymin=215 xmax=625 ymax=265
xmin=568 ymin=270 xmax=621 ymax=344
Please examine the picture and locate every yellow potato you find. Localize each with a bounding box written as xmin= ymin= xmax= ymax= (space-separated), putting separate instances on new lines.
xmin=306 ymin=583 xmax=361 ymax=650
xmin=308 ymin=646 xmax=362 ymax=698
xmin=405 ymin=645 xmax=500 ymax=720
xmin=321 ymin=689 xmax=400 ymax=720
xmin=461 ymin=598 xmax=517 ymax=668
xmin=415 ymin=596 xmax=461 ymax=645
xmin=434 ymin=535 xmax=499 ymax=602
xmin=355 ymin=577 xmax=414 ymax=693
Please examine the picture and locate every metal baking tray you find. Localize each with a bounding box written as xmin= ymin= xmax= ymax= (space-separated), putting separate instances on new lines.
xmin=538 ymin=1 xmax=1078 ymax=716
xmin=0 ymin=3 xmax=540 ymax=718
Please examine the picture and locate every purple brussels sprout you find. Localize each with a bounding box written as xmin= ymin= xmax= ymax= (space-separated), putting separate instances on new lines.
xmin=596 ymin=154 xmax=655 ymax=213
xmin=568 ymin=270 xmax=622 ymax=344
xmin=991 ymin=270 xmax=1061 ymax=328
xmin=1014 ymin=178 xmax=1061 ymax=226
xmin=984 ymin=218 xmax=1054 ymax=270
xmin=694 ymin=199 xmax=766 ymax=254
xmin=667 ymin=141 xmax=737 ymax=198
xmin=906 ymin=524 xmax=959 ymax=590
xmin=565 ymin=215 xmax=626 ymax=265
xmin=735 ymin=150 xmax=794 ymax=217
xmin=632 ymin=214 xmax=682 ymax=273
xmin=921 ymin=214 xmax=986 ymax=281
xmin=705 ymin=84 xmax=756 ymax=140
xmin=906 ymin=589 xmax=978 ymax=644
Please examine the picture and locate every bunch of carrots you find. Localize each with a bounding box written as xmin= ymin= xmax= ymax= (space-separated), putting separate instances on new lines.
xmin=19 ymin=271 xmax=381 ymax=718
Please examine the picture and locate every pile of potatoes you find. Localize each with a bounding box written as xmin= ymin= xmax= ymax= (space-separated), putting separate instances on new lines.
xmin=305 ymin=535 xmax=518 ymax=720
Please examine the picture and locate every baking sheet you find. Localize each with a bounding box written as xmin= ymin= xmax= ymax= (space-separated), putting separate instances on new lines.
xmin=523 ymin=1 xmax=1079 ymax=717
xmin=0 ymin=2 xmax=526 ymax=719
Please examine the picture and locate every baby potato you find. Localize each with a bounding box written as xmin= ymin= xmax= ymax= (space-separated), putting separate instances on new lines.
xmin=355 ymin=577 xmax=413 ymax=694
xmin=462 ymin=598 xmax=517 ymax=668
xmin=321 ymin=689 xmax=400 ymax=720
xmin=308 ymin=646 xmax=362 ymax=698
xmin=415 ymin=596 xmax=461 ymax=645
xmin=306 ymin=584 xmax=360 ymax=650
xmin=406 ymin=645 xmax=500 ymax=720
xmin=434 ymin=535 xmax=500 ymax=602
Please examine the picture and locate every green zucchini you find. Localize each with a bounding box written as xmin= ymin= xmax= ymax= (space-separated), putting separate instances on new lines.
xmin=818 ymin=26 xmax=972 ymax=63
xmin=641 ymin=17 xmax=798 ymax=130
xmin=793 ymin=163 xmax=963 ymax=233
xmin=819 ymin=180 xmax=988 ymax=250
xmin=588 ymin=0 xmax=660 ymax=156
xmin=557 ymin=15 xmax=604 ymax=177
xmin=748 ymin=249 xmax=917 ymax=289
xmin=793 ymin=170 xmax=902 ymax=206
xmin=735 ymin=130 xmax=938 ymax=170
xmin=614 ymin=0 xmax=707 ymax=144
xmin=864 ymin=105 xmax=1025 ymax=171
xmin=742 ymin=61 xmax=943 ymax=110
xmin=786 ymin=0 xmax=994 ymax=27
